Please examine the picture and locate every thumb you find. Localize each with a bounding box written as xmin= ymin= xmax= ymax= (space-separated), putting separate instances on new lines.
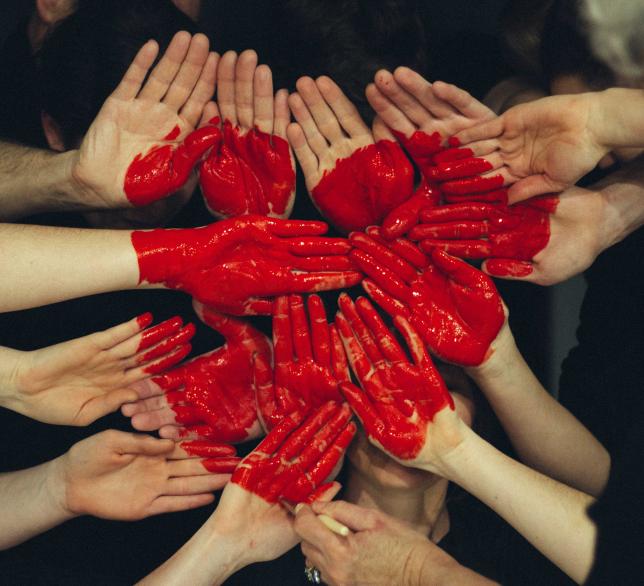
xmin=112 ymin=431 xmax=175 ymax=456
xmin=507 ymin=175 xmax=562 ymax=204
xmin=76 ymin=388 xmax=139 ymax=426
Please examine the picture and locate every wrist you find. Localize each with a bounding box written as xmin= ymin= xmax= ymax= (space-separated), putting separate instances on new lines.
xmin=0 ymin=346 xmax=24 ymax=410
xmin=45 ymin=455 xmax=79 ymax=523
xmin=404 ymin=540 xmax=461 ymax=586
xmin=465 ymin=319 xmax=519 ymax=383
xmin=201 ymin=511 xmax=254 ymax=575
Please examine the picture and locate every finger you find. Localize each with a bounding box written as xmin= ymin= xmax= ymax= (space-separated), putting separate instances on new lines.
xmin=277 ymin=401 xmax=340 ymax=461
xmin=392 ymin=314 xmax=431 ymax=368
xmin=355 ymin=297 xmax=407 ymax=362
xmin=428 ymin=154 xmax=503 ymax=182
xmin=165 ymin=474 xmax=231 ymax=495
xmin=121 ymin=393 xmax=166 ymax=417
xmin=131 ymin=405 xmax=177 ymax=431
xmin=111 ymin=40 xmax=159 ymax=101
xmin=112 ymin=432 xmax=174 ymax=456
xmin=311 ymin=499 xmax=381 ymax=532
xmin=308 ymin=295 xmax=331 ymax=368
xmin=235 ymin=49 xmax=258 ymax=129
xmin=372 ymin=115 xmax=396 ymax=142
xmin=361 ymin=278 xmax=409 ymax=319
xmin=122 ymin=378 xmax=165 ymax=405
xmin=507 ymin=174 xmax=566 ymax=202
xmin=198 ymin=100 xmax=220 ymax=128
xmin=296 ymin=76 xmax=344 ymax=143
xmin=289 ymin=294 xmax=313 ymax=361
xmin=253 ymin=64 xmax=274 ymax=133
xmin=132 ymin=323 xmax=195 ymax=366
xmin=162 ymin=33 xmax=210 ymax=112
xmin=264 ymin=217 xmax=329 ymax=237
xmin=273 ymin=89 xmax=291 ymax=139
xmin=440 ymin=172 xmax=505 ymax=196
xmin=380 ymin=183 xmax=440 ymax=240
xmin=216 ymin=50 xmax=239 ymax=125
xmin=139 ymin=344 xmax=192 ymax=376
xmin=147 ymin=493 xmax=215 ymax=516
xmin=483 ymin=258 xmax=535 ymax=280
xmin=430 ymin=80 xmax=495 ymax=122
xmin=316 ymin=76 xmax=370 ymax=138
xmin=337 ymin=293 xmax=385 ymax=368
xmin=418 ymin=239 xmax=491 ymax=259
xmin=305 ymin=480 xmax=342 ymax=505
xmin=288 ymin=92 xmax=329 ymax=160
xmin=365 ymin=82 xmax=416 ymax=137
xmin=349 ymin=249 xmax=413 ymax=303
xmin=374 ymin=68 xmax=431 ymax=127
xmin=135 ymin=316 xmax=184 ymax=353
xmin=180 ymin=51 xmax=219 ymax=128
xmin=167 ymin=457 xmax=220 ymax=477
xmin=76 ymin=389 xmax=139 ymax=425
xmin=287 ymin=122 xmax=319 ymax=183
xmin=334 ymin=306 xmax=375 ymax=384
xmin=287 ymin=236 xmax=351 ymax=255
xmin=349 ymin=232 xmax=417 ymax=283
xmin=295 ymin=505 xmax=344 ymax=549
xmin=273 ymin=295 xmax=294 ymax=387
xmin=287 ymin=271 xmax=363 ymax=294
xmin=329 ymin=324 xmax=350 ymax=383
xmin=138 ymin=31 xmax=192 ymax=102
xmin=453 ymin=116 xmax=504 ymax=146
xmin=443 ymin=188 xmax=509 ymax=205
xmin=418 ymin=202 xmax=492 ymax=224
xmin=251 ymin=409 xmax=306 ymax=455
xmin=174 ymin=440 xmax=237 ymax=459
xmin=339 ymin=382 xmax=384 ymax=440
xmin=410 ymin=221 xmax=488 ymax=240
xmin=431 ymin=249 xmax=493 ymax=289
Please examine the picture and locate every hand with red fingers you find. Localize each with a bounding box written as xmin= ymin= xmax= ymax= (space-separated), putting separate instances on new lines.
xmin=131 ymin=215 xmax=362 ymax=315
xmin=349 ymin=227 xmax=505 ymax=366
xmin=199 ymin=50 xmax=296 ymax=219
xmin=202 ymin=403 xmax=355 ymax=567
xmin=408 ymin=193 xmax=560 ymax=279
xmin=254 ymin=294 xmax=350 ymax=431
xmin=0 ymin=313 xmax=194 ymax=426
xmin=74 ymin=32 xmax=220 ymax=209
xmin=123 ymin=303 xmax=271 ymax=443
xmin=335 ymin=294 xmax=466 ymax=471
xmin=366 ymin=68 xmax=499 ymax=238
xmin=287 ymin=75 xmax=414 ymax=233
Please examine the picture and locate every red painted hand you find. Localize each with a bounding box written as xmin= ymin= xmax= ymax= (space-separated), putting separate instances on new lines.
xmin=409 ymin=195 xmax=559 ymax=278
xmin=231 ymin=401 xmax=356 ymax=503
xmin=335 ymin=294 xmax=457 ymax=466
xmin=132 ymin=216 xmax=362 ymax=315
xmin=254 ymin=294 xmax=349 ymax=431
xmin=124 ymin=305 xmax=271 ymax=443
xmin=350 ymin=227 xmax=504 ymax=366
xmin=176 ymin=439 xmax=241 ymax=474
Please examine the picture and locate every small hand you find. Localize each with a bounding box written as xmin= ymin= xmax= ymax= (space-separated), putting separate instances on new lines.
xmin=132 ymin=215 xmax=362 ymax=315
xmin=53 ymin=430 xmax=236 ymax=520
xmin=207 ymin=403 xmax=355 ymax=566
xmin=287 ymin=76 xmax=414 ymax=233
xmin=9 ymin=313 xmax=194 ymax=426
xmin=350 ymin=228 xmax=505 ymax=366
xmin=335 ymin=294 xmax=460 ymax=468
xmin=199 ymin=50 xmax=296 ymax=218
xmin=254 ymin=294 xmax=349 ymax=431
xmin=73 ymin=32 xmax=219 ymax=208
xmin=123 ymin=304 xmax=271 ymax=443
xmin=366 ymin=68 xmax=499 ymax=238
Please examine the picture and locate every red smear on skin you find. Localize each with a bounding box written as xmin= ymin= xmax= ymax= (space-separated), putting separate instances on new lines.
xmin=201 ymin=457 xmax=240 ymax=473
xmin=137 ymin=316 xmax=183 ymax=351
xmin=441 ymin=174 xmax=505 ymax=195
xmin=485 ymin=259 xmax=534 ymax=278
xmin=136 ymin=312 xmax=153 ymax=329
xmin=311 ymin=140 xmax=414 ymax=233
xmin=143 ymin=344 xmax=192 ymax=375
xmin=137 ymin=324 xmax=195 ymax=364
xmin=200 ymin=119 xmax=295 ymax=218
xmin=429 ymin=157 xmax=493 ymax=181
xmin=392 ymin=129 xmax=443 ymax=178
xmin=124 ymin=125 xmax=221 ymax=207
xmin=180 ymin=440 xmax=236 ymax=458
xmin=164 ymin=125 xmax=181 ymax=141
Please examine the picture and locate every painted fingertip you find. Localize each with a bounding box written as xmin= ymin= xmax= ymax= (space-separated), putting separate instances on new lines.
xmin=136 ymin=312 xmax=154 ymax=329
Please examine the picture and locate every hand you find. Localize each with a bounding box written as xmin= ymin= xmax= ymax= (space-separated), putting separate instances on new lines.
xmin=366 ymin=69 xmax=498 ymax=238
xmin=296 ymin=500 xmax=474 ymax=586
xmin=335 ymin=294 xmax=463 ymax=470
xmin=287 ymin=76 xmax=414 ymax=233
xmin=207 ymin=403 xmax=355 ymax=567
xmin=52 ymin=430 xmax=237 ymax=520
xmin=123 ymin=303 xmax=271 ymax=443
xmin=72 ymin=32 xmax=219 ymax=208
xmin=453 ymin=92 xmax=609 ymax=203
xmin=199 ymin=50 xmax=296 ymax=218
xmin=132 ymin=215 xmax=362 ymax=315
xmin=254 ymin=294 xmax=349 ymax=431
xmin=5 ymin=313 xmax=194 ymax=426
xmin=350 ymin=228 xmax=505 ymax=366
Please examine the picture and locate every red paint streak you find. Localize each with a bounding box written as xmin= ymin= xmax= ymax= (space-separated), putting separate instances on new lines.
xmin=143 ymin=344 xmax=192 ymax=375
xmin=231 ymin=402 xmax=356 ymax=503
xmin=349 ymin=233 xmax=504 ymax=367
xmin=164 ymin=125 xmax=181 ymax=141
xmin=392 ymin=129 xmax=443 ymax=178
xmin=136 ymin=312 xmax=153 ymax=329
xmin=155 ymin=311 xmax=272 ymax=443
xmin=137 ymin=316 xmax=183 ymax=351
xmin=485 ymin=259 xmax=534 ymax=278
xmin=311 ymin=140 xmax=414 ymax=233
xmin=200 ymin=120 xmax=295 ymax=218
xmin=124 ymin=125 xmax=220 ymax=207
xmin=380 ymin=180 xmax=441 ymax=240
xmin=137 ymin=323 xmax=195 ymax=363
xmin=428 ymin=157 xmax=493 ymax=181
xmin=180 ymin=440 xmax=241 ymax=473
xmin=441 ymin=174 xmax=504 ymax=196
xmin=335 ymin=295 xmax=454 ymax=460
xmin=412 ymin=195 xmax=560 ymax=262
xmin=131 ymin=216 xmax=362 ymax=315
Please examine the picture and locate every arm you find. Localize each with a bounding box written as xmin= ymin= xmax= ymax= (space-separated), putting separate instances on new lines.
xmin=466 ymin=321 xmax=610 ymax=496
xmin=0 ymin=430 xmax=237 ymax=550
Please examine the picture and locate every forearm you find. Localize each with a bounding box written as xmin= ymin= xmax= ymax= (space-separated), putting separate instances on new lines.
xmin=435 ymin=427 xmax=597 ymax=584
xmin=0 ymin=456 xmax=74 ymax=550
xmin=0 ymin=142 xmax=88 ymax=220
xmin=139 ymin=515 xmax=247 ymax=586
xmin=0 ymin=223 xmax=141 ymax=312
xmin=0 ymin=345 xmax=24 ymax=411
xmin=467 ymin=325 xmax=610 ymax=496
xmin=592 ymin=88 xmax=644 ymax=150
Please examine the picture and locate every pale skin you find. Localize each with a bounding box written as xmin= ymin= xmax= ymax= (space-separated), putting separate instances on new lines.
xmin=295 ymin=500 xmax=498 ymax=586
xmin=0 ymin=315 xmax=190 ymax=426
xmin=454 ymin=88 xmax=644 ymax=203
xmin=0 ymin=430 xmax=230 ymax=550
xmin=0 ymin=31 xmax=217 ymax=221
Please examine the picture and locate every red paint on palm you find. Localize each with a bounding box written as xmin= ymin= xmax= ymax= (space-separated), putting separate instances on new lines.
xmin=335 ymin=294 xmax=453 ymax=460
xmin=411 ymin=195 xmax=559 ymax=262
xmin=349 ymin=229 xmax=504 ymax=366
xmin=199 ymin=119 xmax=295 ymax=218
xmin=131 ymin=216 xmax=363 ymax=315
xmin=310 ymin=140 xmax=414 ymax=233
xmin=124 ymin=125 xmax=221 ymax=207
xmin=380 ymin=180 xmax=441 ymax=240
xmin=255 ymin=294 xmax=350 ymax=431
xmin=231 ymin=402 xmax=356 ymax=503
xmin=153 ymin=309 xmax=272 ymax=443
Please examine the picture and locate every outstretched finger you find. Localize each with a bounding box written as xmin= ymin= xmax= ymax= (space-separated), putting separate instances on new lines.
xmin=316 ymin=76 xmax=370 ymax=139
xmin=335 ymin=304 xmax=375 ymax=384
xmin=337 ymin=293 xmax=385 ymax=368
xmin=288 ymin=271 xmax=363 ymax=294
xmin=296 ymin=76 xmax=344 ymax=143
xmin=235 ymin=49 xmax=259 ymax=130
xmin=430 ymin=80 xmax=495 ymax=123
xmin=216 ymin=50 xmax=239 ymax=125
xmin=288 ymin=92 xmax=329 ymax=161
xmin=138 ymin=31 xmax=192 ymax=102
xmin=329 ymin=324 xmax=350 ymax=383
xmin=483 ymin=258 xmax=535 ymax=280
xmin=431 ymin=249 xmax=495 ymax=289
xmin=308 ymin=295 xmax=331 ymax=368
xmin=290 ymin=294 xmax=313 ymax=361
xmin=374 ymin=69 xmax=429 ymax=128
xmin=180 ymin=51 xmax=219 ymax=129
xmin=507 ymin=174 xmax=566 ymax=203
xmin=253 ymin=64 xmax=274 ymax=134
xmin=453 ymin=116 xmax=504 ymax=146
xmin=163 ymin=33 xmax=210 ymax=113
xmin=287 ymin=122 xmax=319 ymax=182
xmin=355 ymin=297 xmax=406 ymax=363
xmin=365 ymin=82 xmax=416 ymax=137
xmin=111 ymin=40 xmax=159 ymax=101
xmin=349 ymin=232 xmax=417 ymax=284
